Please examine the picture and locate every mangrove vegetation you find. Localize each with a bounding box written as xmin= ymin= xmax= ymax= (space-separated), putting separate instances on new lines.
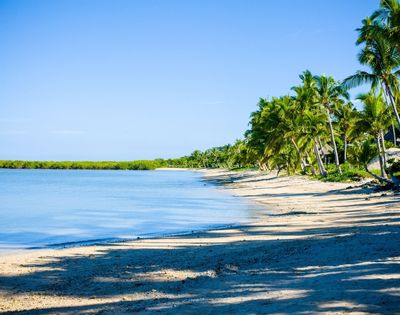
xmin=0 ymin=160 xmax=163 ymax=170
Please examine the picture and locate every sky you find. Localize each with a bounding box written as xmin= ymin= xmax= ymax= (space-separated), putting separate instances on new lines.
xmin=0 ymin=0 xmax=378 ymax=160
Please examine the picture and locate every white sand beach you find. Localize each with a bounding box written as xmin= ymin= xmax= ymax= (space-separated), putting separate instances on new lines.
xmin=0 ymin=170 xmax=399 ymax=314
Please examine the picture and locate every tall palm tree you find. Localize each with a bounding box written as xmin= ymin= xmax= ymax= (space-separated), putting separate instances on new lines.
xmin=357 ymin=16 xmax=382 ymax=45
xmin=344 ymin=18 xmax=400 ymax=129
xmin=299 ymin=108 xmax=328 ymax=177
xmin=247 ymin=97 xmax=300 ymax=172
xmin=292 ymin=70 xmax=330 ymax=176
xmin=246 ymin=98 xmax=273 ymax=170
xmin=372 ymin=0 xmax=400 ymax=53
xmin=314 ymin=75 xmax=349 ymax=174
xmin=355 ymin=89 xmax=392 ymax=177
xmin=334 ymin=102 xmax=360 ymax=162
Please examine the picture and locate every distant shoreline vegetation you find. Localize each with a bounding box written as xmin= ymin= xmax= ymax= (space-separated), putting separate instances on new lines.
xmin=0 ymin=156 xmax=245 ymax=171
xmin=0 ymin=160 xmax=165 ymax=170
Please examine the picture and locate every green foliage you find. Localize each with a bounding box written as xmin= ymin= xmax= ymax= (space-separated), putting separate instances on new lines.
xmin=347 ymin=139 xmax=378 ymax=168
xmin=0 ymin=160 xmax=164 ymax=170
xmin=164 ymin=140 xmax=257 ymax=169
xmin=312 ymin=163 xmax=374 ymax=182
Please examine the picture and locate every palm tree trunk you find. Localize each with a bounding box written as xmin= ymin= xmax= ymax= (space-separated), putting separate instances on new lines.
xmin=291 ymin=138 xmax=304 ymax=172
xmin=258 ymin=161 xmax=268 ymax=171
xmin=376 ymin=135 xmax=386 ymax=178
xmin=384 ymin=82 xmax=400 ymax=130
xmin=313 ymin=140 xmax=327 ymax=177
xmin=392 ymin=123 xmax=397 ymax=146
xmin=343 ymin=136 xmax=347 ymax=163
xmin=286 ymin=162 xmax=291 ymax=175
xmin=317 ymin=137 xmax=325 ymax=160
xmin=305 ymin=151 xmax=316 ymax=176
xmin=363 ymin=164 xmax=393 ymax=185
xmin=380 ymin=130 xmax=387 ymax=167
xmin=326 ymin=108 xmax=342 ymax=174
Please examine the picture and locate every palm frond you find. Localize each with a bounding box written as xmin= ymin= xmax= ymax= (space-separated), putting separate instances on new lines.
xmin=342 ymin=71 xmax=377 ymax=90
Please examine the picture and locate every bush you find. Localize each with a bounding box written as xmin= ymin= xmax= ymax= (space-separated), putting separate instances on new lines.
xmin=312 ymin=163 xmax=372 ymax=182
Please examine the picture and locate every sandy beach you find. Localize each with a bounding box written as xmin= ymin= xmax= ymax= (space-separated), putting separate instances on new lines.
xmin=1 ymin=169 xmax=400 ymax=314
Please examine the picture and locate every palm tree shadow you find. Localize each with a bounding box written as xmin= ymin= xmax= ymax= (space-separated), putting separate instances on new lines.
xmin=1 ymin=219 xmax=400 ymax=314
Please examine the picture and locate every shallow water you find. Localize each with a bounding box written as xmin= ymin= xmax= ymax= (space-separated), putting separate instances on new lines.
xmin=0 ymin=169 xmax=261 ymax=252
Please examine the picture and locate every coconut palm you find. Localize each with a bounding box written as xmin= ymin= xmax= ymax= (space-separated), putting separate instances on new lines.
xmin=357 ymin=139 xmax=393 ymax=184
xmin=372 ymin=0 xmax=400 ymax=53
xmin=357 ymin=16 xmax=382 ymax=45
xmin=290 ymin=71 xmax=332 ymax=176
xmin=298 ymin=107 xmax=329 ymax=177
xmin=334 ymin=102 xmax=360 ymax=162
xmin=355 ymin=89 xmax=392 ymax=177
xmin=267 ymin=96 xmax=305 ymax=171
xmin=246 ymin=92 xmax=324 ymax=175
xmin=344 ymin=20 xmax=400 ymax=129
xmin=314 ymin=75 xmax=349 ymax=174
xmin=245 ymin=98 xmax=274 ymax=170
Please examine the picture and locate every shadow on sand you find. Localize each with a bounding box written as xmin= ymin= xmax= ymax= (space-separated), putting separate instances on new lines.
xmin=1 ymin=176 xmax=400 ymax=314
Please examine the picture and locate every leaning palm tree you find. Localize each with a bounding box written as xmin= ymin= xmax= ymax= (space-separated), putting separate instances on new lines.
xmin=292 ymin=70 xmax=330 ymax=176
xmin=246 ymin=94 xmax=318 ymax=175
xmin=344 ymin=21 xmax=400 ymax=129
xmin=252 ymin=97 xmax=300 ymax=173
xmin=299 ymin=107 xmax=329 ymax=177
xmin=266 ymin=96 xmax=306 ymax=172
xmin=245 ymin=98 xmax=274 ymax=170
xmin=314 ymin=75 xmax=349 ymax=174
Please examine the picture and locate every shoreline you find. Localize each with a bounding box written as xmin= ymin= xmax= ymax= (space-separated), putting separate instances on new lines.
xmin=1 ymin=169 xmax=400 ymax=314
xmin=0 ymin=222 xmax=245 ymax=257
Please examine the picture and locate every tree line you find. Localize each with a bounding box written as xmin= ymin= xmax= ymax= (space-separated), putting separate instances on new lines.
xmin=0 ymin=160 xmax=163 ymax=170
xmin=171 ymin=0 xmax=400 ymax=184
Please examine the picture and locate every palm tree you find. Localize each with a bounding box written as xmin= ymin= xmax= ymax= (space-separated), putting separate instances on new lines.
xmin=355 ymin=89 xmax=392 ymax=177
xmin=372 ymin=0 xmax=400 ymax=53
xmin=357 ymin=16 xmax=382 ymax=45
xmin=334 ymin=102 xmax=360 ymax=162
xmin=246 ymin=98 xmax=274 ymax=170
xmin=246 ymin=92 xmax=325 ymax=175
xmin=357 ymin=139 xmax=393 ymax=184
xmin=344 ymin=17 xmax=400 ymax=129
xmin=314 ymin=75 xmax=349 ymax=174
xmin=269 ymin=96 xmax=306 ymax=172
xmin=299 ymin=108 xmax=329 ymax=177
xmin=292 ymin=70 xmax=330 ymax=176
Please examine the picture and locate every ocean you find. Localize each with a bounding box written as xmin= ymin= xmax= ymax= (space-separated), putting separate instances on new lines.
xmin=0 ymin=169 xmax=261 ymax=252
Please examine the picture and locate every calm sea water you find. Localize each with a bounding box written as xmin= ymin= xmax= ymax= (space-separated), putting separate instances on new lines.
xmin=0 ymin=169 xmax=260 ymax=252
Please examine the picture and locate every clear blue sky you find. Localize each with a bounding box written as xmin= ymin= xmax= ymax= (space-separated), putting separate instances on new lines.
xmin=0 ymin=0 xmax=378 ymax=160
